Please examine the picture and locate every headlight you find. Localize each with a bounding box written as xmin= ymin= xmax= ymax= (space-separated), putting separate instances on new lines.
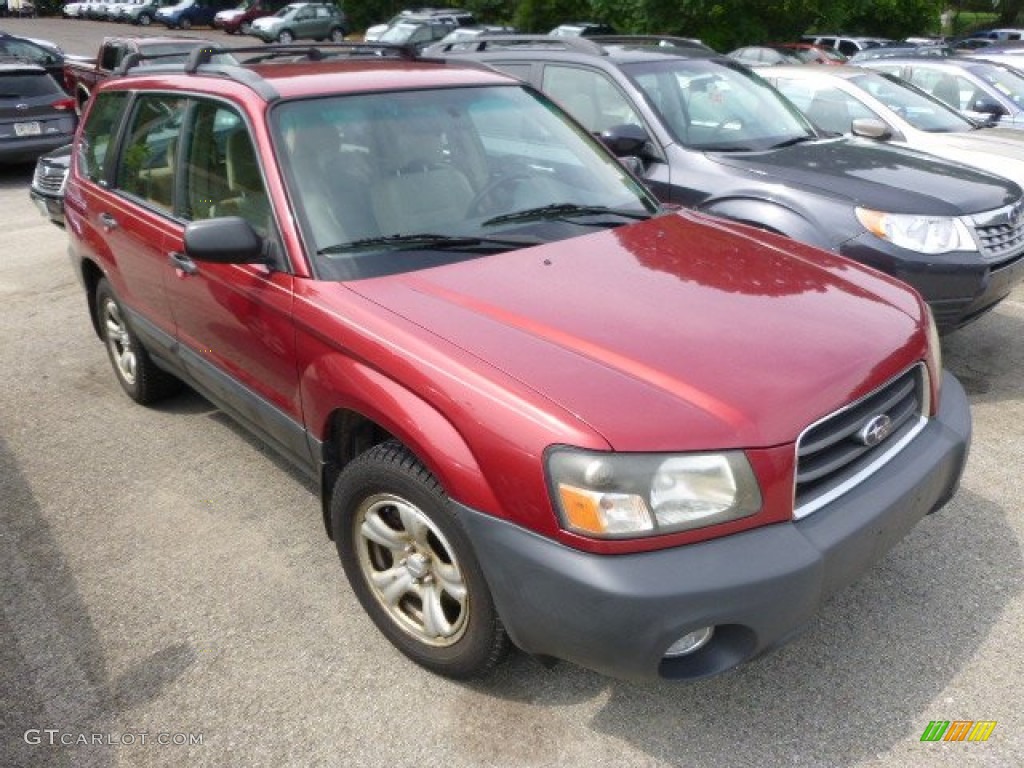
xmin=855 ymin=208 xmax=977 ymax=254
xmin=547 ymin=448 xmax=762 ymax=539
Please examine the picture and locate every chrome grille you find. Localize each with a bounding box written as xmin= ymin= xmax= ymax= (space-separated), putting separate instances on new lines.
xmin=794 ymin=364 xmax=929 ymax=519
xmin=972 ymin=201 xmax=1024 ymax=264
xmin=32 ymin=161 xmax=68 ymax=196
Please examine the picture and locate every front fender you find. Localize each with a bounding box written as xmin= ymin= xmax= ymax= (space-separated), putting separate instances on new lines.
xmin=302 ymin=355 xmax=504 ymax=519
xmin=698 ymin=198 xmax=836 ymax=252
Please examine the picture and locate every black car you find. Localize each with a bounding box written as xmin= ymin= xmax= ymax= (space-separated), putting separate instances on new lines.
xmin=433 ymin=35 xmax=1024 ymax=332
xmin=0 ymin=32 xmax=65 ymax=85
xmin=30 ymin=142 xmax=71 ymax=227
xmin=0 ymin=61 xmax=78 ymax=165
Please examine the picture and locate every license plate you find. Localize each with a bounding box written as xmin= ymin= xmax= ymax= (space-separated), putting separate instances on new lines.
xmin=15 ymin=122 xmax=42 ymax=137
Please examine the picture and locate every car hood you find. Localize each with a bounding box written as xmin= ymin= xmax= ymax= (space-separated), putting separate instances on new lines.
xmin=345 ymin=212 xmax=925 ymax=451
xmin=709 ymin=138 xmax=1019 ymax=215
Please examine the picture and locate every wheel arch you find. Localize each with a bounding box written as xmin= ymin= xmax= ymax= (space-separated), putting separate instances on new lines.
xmin=313 ymin=370 xmax=502 ymax=541
xmin=80 ymin=258 xmax=106 ymax=339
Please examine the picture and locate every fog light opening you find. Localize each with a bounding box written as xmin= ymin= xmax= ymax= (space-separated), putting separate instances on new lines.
xmin=664 ymin=626 xmax=715 ymax=658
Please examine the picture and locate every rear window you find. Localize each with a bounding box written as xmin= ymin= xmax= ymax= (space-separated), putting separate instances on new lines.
xmin=0 ymin=72 xmax=62 ymax=99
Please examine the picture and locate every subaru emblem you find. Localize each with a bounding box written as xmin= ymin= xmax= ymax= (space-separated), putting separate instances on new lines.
xmin=858 ymin=414 xmax=893 ymax=447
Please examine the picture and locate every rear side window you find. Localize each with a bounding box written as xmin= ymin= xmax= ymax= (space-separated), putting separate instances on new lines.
xmin=78 ymin=91 xmax=130 ymax=184
xmin=115 ymin=94 xmax=188 ymax=212
xmin=0 ymin=72 xmax=62 ymax=99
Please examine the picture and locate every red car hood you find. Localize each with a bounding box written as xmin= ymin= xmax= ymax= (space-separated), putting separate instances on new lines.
xmin=348 ymin=212 xmax=925 ymax=451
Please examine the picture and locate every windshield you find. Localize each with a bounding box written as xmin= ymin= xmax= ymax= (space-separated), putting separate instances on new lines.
xmin=623 ymin=59 xmax=816 ymax=150
xmin=272 ymin=85 xmax=657 ymax=280
xmin=379 ymin=23 xmax=423 ymax=44
xmin=966 ymin=62 xmax=1024 ymax=108
xmin=273 ymin=3 xmax=300 ymax=19
xmin=850 ymin=72 xmax=975 ymax=132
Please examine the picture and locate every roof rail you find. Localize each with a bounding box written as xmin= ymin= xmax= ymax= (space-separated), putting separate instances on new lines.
xmin=589 ymin=35 xmax=714 ymax=53
xmin=427 ymin=34 xmax=606 ymax=56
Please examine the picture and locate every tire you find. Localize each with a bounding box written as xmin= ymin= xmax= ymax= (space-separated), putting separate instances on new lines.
xmin=329 ymin=27 xmax=345 ymax=42
xmin=331 ymin=441 xmax=509 ymax=679
xmin=277 ymin=30 xmax=294 ymax=43
xmin=240 ymin=22 xmax=252 ymax=35
xmin=180 ymin=18 xmax=191 ymax=30
xmin=95 ymin=279 xmax=181 ymax=405
xmin=138 ymin=12 xmax=151 ymax=25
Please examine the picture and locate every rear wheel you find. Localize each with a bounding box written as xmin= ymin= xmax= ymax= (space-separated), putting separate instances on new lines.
xmin=331 ymin=441 xmax=509 ymax=679
xmin=95 ymin=279 xmax=180 ymax=405
xmin=329 ymin=27 xmax=345 ymax=42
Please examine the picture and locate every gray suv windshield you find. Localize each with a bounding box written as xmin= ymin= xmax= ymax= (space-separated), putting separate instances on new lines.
xmin=624 ymin=59 xmax=815 ymax=150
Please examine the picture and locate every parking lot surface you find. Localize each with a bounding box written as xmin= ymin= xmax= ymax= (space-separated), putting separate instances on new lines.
xmin=1 ymin=17 xmax=1023 ymax=768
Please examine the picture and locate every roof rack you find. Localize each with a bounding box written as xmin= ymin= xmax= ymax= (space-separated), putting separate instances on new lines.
xmin=588 ymin=35 xmax=714 ymax=53
xmin=426 ymin=34 xmax=606 ymax=56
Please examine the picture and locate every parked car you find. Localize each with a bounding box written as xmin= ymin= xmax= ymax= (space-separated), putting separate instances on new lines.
xmin=0 ymin=60 xmax=77 ymax=164
xmin=373 ymin=16 xmax=459 ymax=50
xmin=364 ymin=7 xmax=474 ymax=42
xmin=121 ymin=0 xmax=174 ymax=24
xmin=421 ymin=24 xmax=516 ymax=53
xmin=62 ymin=1 xmax=86 ymax=16
xmin=857 ymin=56 xmax=1024 ymax=130
xmin=0 ymin=31 xmax=65 ymax=85
xmin=65 ymin=42 xmax=969 ymax=683
xmin=801 ymin=34 xmax=892 ymax=56
xmin=765 ymin=65 xmax=1024 ymax=187
xmin=847 ymin=43 xmax=956 ymax=62
xmin=64 ymin=36 xmax=226 ymax=113
xmin=213 ymin=0 xmax=288 ymax=34
xmin=155 ymin=0 xmax=234 ymax=29
xmin=435 ymin=35 xmax=1024 ymax=331
xmin=550 ymin=22 xmax=616 ymax=37
xmin=728 ymin=45 xmax=804 ymax=67
xmin=29 ymin=142 xmax=71 ymax=226
xmin=776 ymin=42 xmax=847 ymax=65
xmin=248 ymin=2 xmax=346 ymax=43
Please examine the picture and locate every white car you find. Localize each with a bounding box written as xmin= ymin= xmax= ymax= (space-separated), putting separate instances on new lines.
xmin=62 ymin=1 xmax=85 ymax=16
xmin=765 ymin=65 xmax=1024 ymax=189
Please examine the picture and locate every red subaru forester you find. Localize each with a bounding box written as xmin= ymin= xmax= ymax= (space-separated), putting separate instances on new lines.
xmin=64 ymin=44 xmax=971 ymax=682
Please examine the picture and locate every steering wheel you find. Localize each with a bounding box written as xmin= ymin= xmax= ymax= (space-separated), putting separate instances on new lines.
xmin=466 ymin=173 xmax=533 ymax=218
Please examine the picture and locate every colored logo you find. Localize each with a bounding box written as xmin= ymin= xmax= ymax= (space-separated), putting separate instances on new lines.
xmin=920 ymin=721 xmax=997 ymax=742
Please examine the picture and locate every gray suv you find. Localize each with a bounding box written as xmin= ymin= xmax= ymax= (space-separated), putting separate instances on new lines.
xmin=433 ymin=35 xmax=1024 ymax=332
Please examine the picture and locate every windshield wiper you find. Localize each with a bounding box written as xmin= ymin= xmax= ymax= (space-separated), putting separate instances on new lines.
xmin=768 ymin=134 xmax=819 ymax=149
xmin=317 ymin=233 xmax=538 ymax=255
xmin=481 ymin=203 xmax=652 ymax=227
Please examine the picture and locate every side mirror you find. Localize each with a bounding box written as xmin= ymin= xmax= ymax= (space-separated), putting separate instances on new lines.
xmin=184 ymin=217 xmax=264 ymax=264
xmin=851 ymin=117 xmax=892 ymax=140
xmin=599 ymin=123 xmax=651 ymax=158
xmin=972 ymin=97 xmax=1007 ymax=118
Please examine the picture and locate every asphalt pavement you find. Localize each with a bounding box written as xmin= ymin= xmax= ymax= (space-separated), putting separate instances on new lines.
xmin=1 ymin=16 xmax=1023 ymax=768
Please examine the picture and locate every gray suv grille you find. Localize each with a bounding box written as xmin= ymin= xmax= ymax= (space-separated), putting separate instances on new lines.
xmin=973 ymin=202 xmax=1024 ymax=264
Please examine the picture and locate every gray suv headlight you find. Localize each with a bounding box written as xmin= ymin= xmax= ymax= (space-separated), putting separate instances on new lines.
xmin=547 ymin=448 xmax=762 ymax=538
xmin=855 ymin=208 xmax=977 ymax=254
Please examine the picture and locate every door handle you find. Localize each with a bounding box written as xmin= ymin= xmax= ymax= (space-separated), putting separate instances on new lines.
xmin=99 ymin=212 xmax=118 ymax=231
xmin=168 ymin=250 xmax=198 ymax=276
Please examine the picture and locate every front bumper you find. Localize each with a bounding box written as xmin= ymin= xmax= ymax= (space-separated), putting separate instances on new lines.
xmin=30 ymin=189 xmax=64 ymax=227
xmin=454 ymin=371 xmax=971 ymax=682
xmin=842 ymin=235 xmax=1024 ymax=333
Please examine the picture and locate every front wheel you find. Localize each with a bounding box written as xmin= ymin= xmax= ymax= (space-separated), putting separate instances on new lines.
xmin=179 ymin=18 xmax=191 ymax=30
xmin=137 ymin=12 xmax=151 ymax=25
xmin=277 ymin=29 xmax=294 ymax=43
xmin=95 ymin=279 xmax=180 ymax=405
xmin=331 ymin=441 xmax=509 ymax=679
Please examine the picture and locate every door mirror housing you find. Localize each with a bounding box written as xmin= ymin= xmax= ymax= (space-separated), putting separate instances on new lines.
xmin=599 ymin=123 xmax=651 ymax=158
xmin=184 ymin=217 xmax=265 ymax=264
xmin=851 ymin=117 xmax=892 ymax=140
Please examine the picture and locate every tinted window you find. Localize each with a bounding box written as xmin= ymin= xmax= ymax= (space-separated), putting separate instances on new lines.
xmin=78 ymin=91 xmax=131 ymax=183
xmin=0 ymin=72 xmax=62 ymax=98
xmin=115 ymin=94 xmax=187 ymax=212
